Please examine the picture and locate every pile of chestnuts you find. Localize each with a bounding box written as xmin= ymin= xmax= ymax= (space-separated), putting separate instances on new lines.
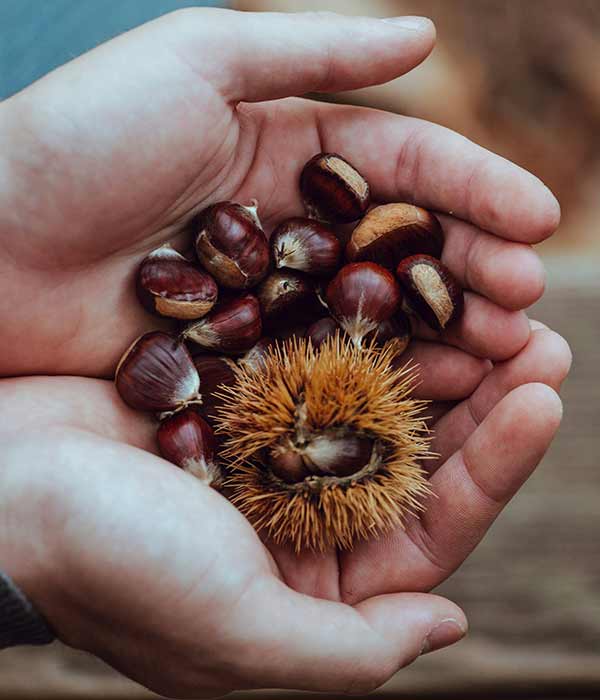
xmin=115 ymin=151 xmax=464 ymax=492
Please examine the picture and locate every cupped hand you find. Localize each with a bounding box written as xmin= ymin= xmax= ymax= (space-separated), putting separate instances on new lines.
xmin=0 ymin=319 xmax=570 ymax=697
xmin=0 ymin=376 xmax=466 ymax=697
xmin=1 ymin=8 xmax=556 ymax=378
xmin=0 ymin=8 xmax=572 ymax=696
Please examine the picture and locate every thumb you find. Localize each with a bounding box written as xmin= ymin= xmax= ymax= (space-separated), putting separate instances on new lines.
xmin=236 ymin=577 xmax=466 ymax=694
xmin=173 ymin=8 xmax=436 ymax=103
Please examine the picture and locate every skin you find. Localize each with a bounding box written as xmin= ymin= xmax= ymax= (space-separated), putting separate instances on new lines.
xmin=0 ymin=9 xmax=572 ymax=698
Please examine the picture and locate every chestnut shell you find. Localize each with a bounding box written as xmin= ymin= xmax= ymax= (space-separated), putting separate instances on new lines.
xmin=137 ymin=245 xmax=218 ymax=320
xmin=115 ymin=331 xmax=200 ymax=412
xmin=157 ymin=409 xmax=219 ymax=484
xmin=195 ymin=202 xmax=270 ymax=289
xmin=184 ymin=294 xmax=262 ymax=354
xmin=300 ymin=153 xmax=370 ymax=223
xmin=346 ymin=203 xmax=444 ymax=269
xmin=271 ymin=217 xmax=341 ymax=277
xmin=396 ymin=255 xmax=464 ymax=331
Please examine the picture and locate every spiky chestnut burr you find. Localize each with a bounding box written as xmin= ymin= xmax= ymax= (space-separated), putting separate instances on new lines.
xmin=215 ymin=335 xmax=431 ymax=552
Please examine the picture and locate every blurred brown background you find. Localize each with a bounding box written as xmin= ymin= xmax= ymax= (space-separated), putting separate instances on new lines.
xmin=1 ymin=0 xmax=599 ymax=698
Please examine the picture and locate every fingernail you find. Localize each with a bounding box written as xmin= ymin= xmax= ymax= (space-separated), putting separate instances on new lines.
xmin=421 ymin=618 xmax=466 ymax=655
xmin=529 ymin=319 xmax=548 ymax=331
xmin=381 ymin=16 xmax=433 ymax=32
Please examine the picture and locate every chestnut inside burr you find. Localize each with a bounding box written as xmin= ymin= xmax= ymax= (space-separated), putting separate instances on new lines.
xmin=265 ymin=413 xmax=376 ymax=485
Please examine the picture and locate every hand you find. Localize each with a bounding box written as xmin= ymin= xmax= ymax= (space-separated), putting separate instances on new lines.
xmin=0 ymin=7 xmax=572 ymax=696
xmin=1 ymin=8 xmax=557 ymax=378
xmin=0 ymin=376 xmax=467 ymax=697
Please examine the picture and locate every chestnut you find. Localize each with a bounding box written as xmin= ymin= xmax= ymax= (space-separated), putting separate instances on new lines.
xmin=195 ymin=201 xmax=270 ymax=289
xmin=183 ymin=294 xmax=262 ymax=354
xmin=115 ymin=331 xmax=200 ymax=412
xmin=305 ymin=316 xmax=340 ymax=348
xmin=271 ymin=217 xmax=341 ymax=277
xmin=325 ymin=262 xmax=401 ymax=346
xmin=266 ymin=431 xmax=374 ymax=483
xmin=238 ymin=337 xmax=276 ymax=373
xmin=346 ymin=203 xmax=444 ymax=269
xmin=157 ymin=409 xmax=221 ymax=486
xmin=136 ymin=244 xmax=218 ymax=319
xmin=256 ymin=269 xmax=319 ymax=329
xmin=192 ymin=355 xmax=237 ymax=424
xmin=300 ymin=152 xmax=370 ymax=223
xmin=268 ymin=445 xmax=311 ymax=484
xmin=367 ymin=310 xmax=412 ymax=353
xmin=303 ymin=432 xmax=374 ymax=478
xmin=396 ymin=255 xmax=464 ymax=331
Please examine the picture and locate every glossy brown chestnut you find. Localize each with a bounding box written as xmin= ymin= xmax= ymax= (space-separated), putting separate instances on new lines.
xmin=366 ymin=310 xmax=412 ymax=353
xmin=267 ymin=431 xmax=374 ymax=482
xmin=300 ymin=153 xmax=370 ymax=223
xmin=271 ymin=217 xmax=341 ymax=277
xmin=195 ymin=201 xmax=270 ymax=289
xmin=238 ymin=337 xmax=275 ymax=373
xmin=268 ymin=445 xmax=311 ymax=484
xmin=192 ymin=354 xmax=237 ymax=423
xmin=303 ymin=432 xmax=374 ymax=477
xmin=257 ymin=270 xmax=318 ymax=329
xmin=325 ymin=262 xmax=401 ymax=345
xmin=183 ymin=294 xmax=262 ymax=354
xmin=115 ymin=331 xmax=200 ymax=412
xmin=346 ymin=203 xmax=444 ymax=269
xmin=396 ymin=255 xmax=464 ymax=331
xmin=136 ymin=244 xmax=218 ymax=320
xmin=157 ymin=409 xmax=221 ymax=485
xmin=305 ymin=316 xmax=340 ymax=348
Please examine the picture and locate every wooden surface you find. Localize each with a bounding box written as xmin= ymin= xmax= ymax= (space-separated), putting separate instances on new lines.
xmin=0 ymin=256 xmax=598 ymax=698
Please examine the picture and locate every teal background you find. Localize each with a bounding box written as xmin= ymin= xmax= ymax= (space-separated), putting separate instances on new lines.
xmin=0 ymin=0 xmax=226 ymax=100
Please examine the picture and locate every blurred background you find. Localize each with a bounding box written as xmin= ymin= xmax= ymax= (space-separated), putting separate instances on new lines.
xmin=1 ymin=0 xmax=598 ymax=698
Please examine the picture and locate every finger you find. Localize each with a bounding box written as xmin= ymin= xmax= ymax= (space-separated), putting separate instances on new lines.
xmin=316 ymin=103 xmax=560 ymax=242
xmin=439 ymin=215 xmax=547 ymax=310
xmin=341 ymin=383 xmax=562 ymax=600
xmin=401 ymin=383 xmax=563 ymax=591
xmin=405 ymin=341 xmax=492 ymax=401
xmin=430 ymin=327 xmax=572 ymax=467
xmin=237 ymin=577 xmax=466 ymax=693
xmin=424 ymin=401 xmax=457 ymax=430
xmin=414 ymin=291 xmax=531 ymax=361
xmin=191 ymin=10 xmax=436 ymax=103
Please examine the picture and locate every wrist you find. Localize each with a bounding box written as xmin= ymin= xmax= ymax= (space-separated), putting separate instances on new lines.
xmin=0 ymin=436 xmax=67 ymax=641
xmin=0 ymin=571 xmax=55 ymax=647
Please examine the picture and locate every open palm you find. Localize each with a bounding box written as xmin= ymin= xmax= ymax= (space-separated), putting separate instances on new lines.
xmin=0 ymin=8 xmax=571 ymax=696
